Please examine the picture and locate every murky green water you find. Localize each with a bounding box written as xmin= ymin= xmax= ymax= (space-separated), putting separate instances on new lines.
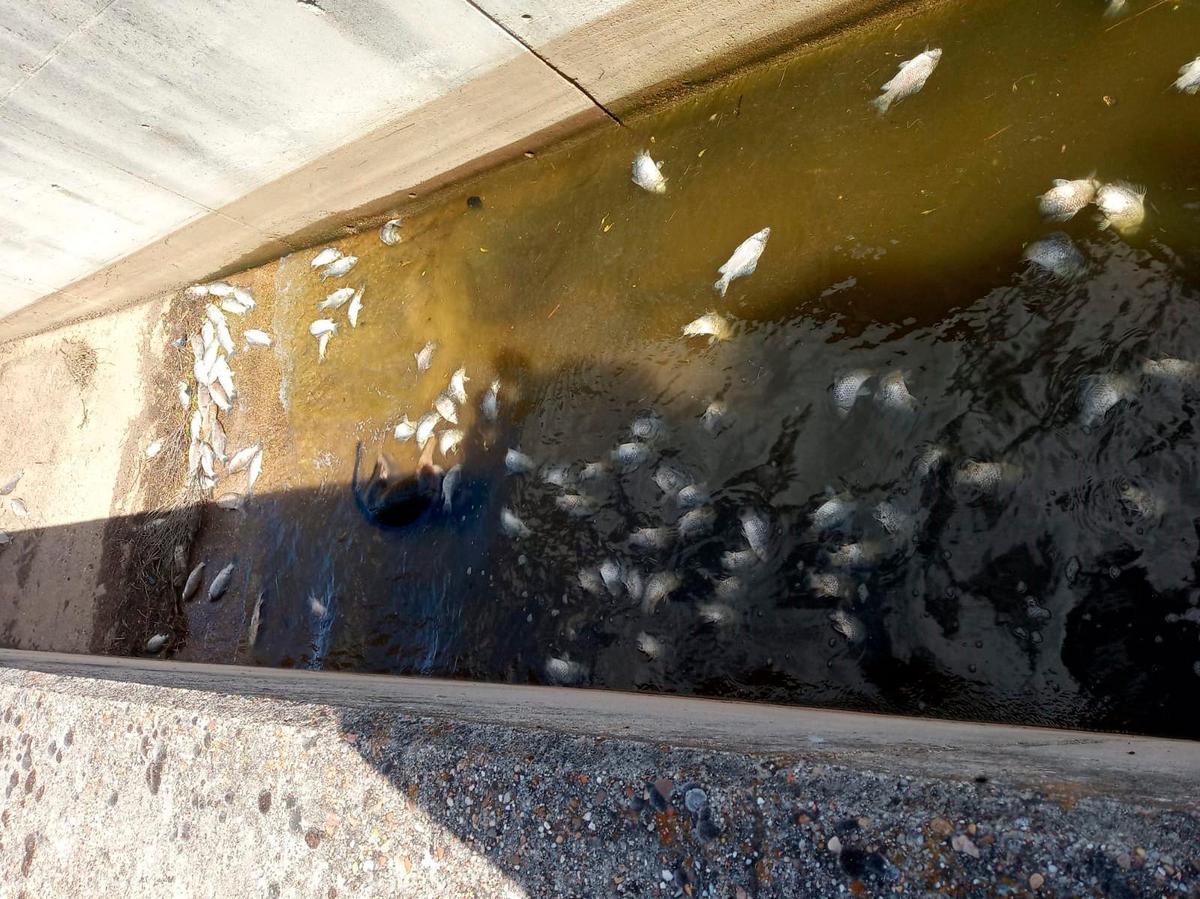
xmin=182 ymin=0 xmax=1200 ymax=737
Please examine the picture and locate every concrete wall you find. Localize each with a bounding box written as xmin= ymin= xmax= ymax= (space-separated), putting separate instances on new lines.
xmin=0 ymin=0 xmax=898 ymax=342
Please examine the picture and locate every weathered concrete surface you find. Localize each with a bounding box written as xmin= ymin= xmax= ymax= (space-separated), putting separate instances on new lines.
xmin=1 ymin=663 xmax=1197 ymax=896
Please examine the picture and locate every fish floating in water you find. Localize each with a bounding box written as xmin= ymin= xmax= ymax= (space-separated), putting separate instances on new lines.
xmin=544 ymin=657 xmax=586 ymax=685
xmin=555 ymin=493 xmax=597 ymax=517
xmin=1096 ymin=181 xmax=1146 ymax=235
xmin=501 ymin=507 xmax=531 ymax=538
xmin=631 ymin=150 xmax=667 ymax=194
xmin=636 ymin=632 xmax=663 ymax=659
xmin=622 ymin=566 xmax=645 ymax=601
xmin=740 ymin=509 xmax=771 ymax=560
xmin=600 ymin=558 xmax=623 ymax=597
xmin=1119 ymin=482 xmax=1165 ymax=519
xmin=394 ymin=415 xmax=416 ymax=441
xmin=318 ymin=287 xmax=354 ymax=311
xmin=628 ymin=526 xmax=675 ymax=552
xmin=714 ymin=227 xmax=770 ymax=296
xmin=828 ymin=540 xmax=881 ymax=569
xmin=226 ymin=444 xmax=261 ymax=474
xmin=541 ymin=463 xmax=573 ymax=488
xmin=631 ymin=415 xmax=664 ymax=442
xmin=244 ymin=329 xmax=272 ymax=348
xmin=876 ymin=370 xmax=917 ymax=412
xmin=449 ymin=367 xmax=470 ymax=404
xmin=1078 ymin=373 xmax=1134 ymax=427
xmin=873 ymin=48 xmax=942 ymax=114
xmin=348 ymin=288 xmax=364 ymax=328
xmin=954 ymin=460 xmax=1020 ymax=495
xmin=319 ymin=255 xmax=358 ymax=280
xmin=1142 ymin=357 xmax=1200 ymax=383
xmin=310 ymin=247 xmax=342 ymax=268
xmin=682 ymin=312 xmax=733 ymax=343
xmin=1022 ymin=231 xmax=1087 ymax=282
xmin=434 ymin=393 xmax=459 ymax=425
xmin=481 ymin=379 xmax=500 ymax=421
xmin=829 ymin=609 xmax=865 ymax=643
xmin=812 ymin=494 xmax=855 ymax=531
xmin=209 ymin=562 xmax=235 ymax=601
xmin=506 ymin=448 xmax=536 ymax=474
xmin=416 ymin=413 xmax=439 ymax=448
xmin=442 ymin=464 xmax=462 ymax=512
xmin=438 ymin=429 xmax=463 ymax=456
xmin=642 ymin=571 xmax=681 ymax=614
xmin=309 ymin=319 xmax=337 ymax=337
xmin=415 ymin=341 xmax=436 ymax=372
xmin=700 ymin=400 xmax=730 ymax=435
xmin=612 ymin=442 xmax=650 ymax=472
xmin=676 ymin=483 xmax=710 ymax=509
xmin=832 ymin=369 xmax=873 ymax=417
xmin=721 ymin=549 xmax=759 ymax=572
xmin=678 ymin=506 xmax=716 ymax=539
xmin=654 ymin=465 xmax=689 ymax=496
xmin=380 ymin=218 xmax=403 ymax=246
xmin=1038 ymin=176 xmax=1099 ymax=222
xmin=1174 ymin=56 xmax=1200 ymax=94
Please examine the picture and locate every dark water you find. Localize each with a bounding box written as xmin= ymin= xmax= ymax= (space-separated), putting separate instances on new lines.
xmin=182 ymin=0 xmax=1200 ymax=738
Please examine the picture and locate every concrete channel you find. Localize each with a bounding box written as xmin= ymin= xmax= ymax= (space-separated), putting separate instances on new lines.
xmin=2 ymin=0 xmax=1199 ymax=895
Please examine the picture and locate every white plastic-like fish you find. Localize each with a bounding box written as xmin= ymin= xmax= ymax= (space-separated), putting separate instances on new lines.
xmin=311 ymin=247 xmax=342 ymax=268
xmin=416 ymin=341 xmax=436 ymax=372
xmin=319 ymin=255 xmax=358 ymax=280
xmin=873 ymin=48 xmax=942 ymax=114
xmin=481 ymin=379 xmax=500 ymax=421
xmin=246 ymin=449 xmax=263 ymax=493
xmin=682 ymin=312 xmax=733 ymax=342
xmin=380 ymin=218 xmax=403 ymax=246
xmin=501 ymin=507 xmax=530 ymax=538
xmin=244 ymin=329 xmax=272 ymax=348
xmin=145 ymin=633 xmax=169 ymax=653
xmin=180 ymin=565 xmax=204 ymax=603
xmin=442 ymin=464 xmax=462 ymax=512
xmin=628 ymin=526 xmax=675 ymax=551
xmin=701 ymin=400 xmax=729 ymax=435
xmin=1038 ymin=176 xmax=1100 ymax=222
xmin=631 ymin=415 xmax=664 ymax=442
xmin=309 ymin=319 xmax=337 ymax=336
xmin=318 ymin=287 xmax=354 ymax=311
xmin=714 ymin=227 xmax=770 ymax=296
xmin=636 ymin=632 xmax=663 ymax=659
xmin=721 ymin=549 xmax=759 ymax=572
xmin=177 ymin=382 xmax=191 ymax=409
xmin=678 ymin=506 xmax=716 ymax=539
xmin=813 ymin=495 xmax=855 ymax=531
xmin=210 ymin=380 xmax=233 ymax=412
xmin=506 ymin=448 xmax=536 ymax=474
xmin=1079 ymin=373 xmax=1134 ymax=427
xmin=642 ymin=571 xmax=681 ymax=614
xmin=578 ymin=567 xmax=605 ymax=596
xmin=1174 ymin=56 xmax=1200 ymax=94
xmin=555 ymin=493 xmax=597 ymax=517
xmin=200 ymin=443 xmax=216 ymax=478
xmin=712 ymin=575 xmax=744 ymax=601
xmin=876 ymin=370 xmax=917 ymax=412
xmin=1142 ymin=357 xmax=1200 ymax=383
xmin=740 ymin=509 xmax=770 ymax=560
xmin=185 ymin=284 xmax=210 ymax=298
xmin=208 ymin=562 xmax=235 ymax=601
xmin=697 ymin=602 xmax=734 ymax=625
xmin=612 ymin=442 xmax=650 ymax=472
xmin=189 ymin=410 xmax=202 ymax=442
xmin=677 ymin=484 xmax=710 ymax=509
xmin=833 ymin=369 xmax=873 ymax=417
xmin=208 ymin=282 xmax=234 ymax=298
xmin=600 ymin=559 xmax=624 ymax=597
xmin=0 ymin=471 xmax=22 ymax=496
xmin=317 ymin=332 xmax=332 ymax=362
xmin=654 ymin=465 xmax=689 ymax=496
xmin=954 ymin=460 xmax=1020 ymax=494
xmin=416 ymin=413 xmax=439 ymax=448
xmin=449 ymin=367 xmax=469 ymax=404
xmin=247 ymin=591 xmax=265 ymax=647
xmin=435 ymin=393 xmax=459 ymax=425
xmin=206 ymin=304 xmax=236 ymax=356
xmin=622 ymin=566 xmax=645 ymax=601
xmin=438 ymin=429 xmax=463 ymax=456
xmin=1096 ymin=181 xmax=1146 ymax=235
xmin=631 ymin=150 xmax=667 ymax=194
xmin=226 ymin=444 xmax=261 ymax=474
xmin=233 ymin=287 xmax=255 ymax=310
xmin=828 ymin=540 xmax=881 ymax=569
xmin=544 ymin=657 xmax=585 ymax=685
xmin=394 ymin=415 xmax=416 ymax=441
xmin=347 ymin=288 xmax=364 ymax=328
xmin=1022 ymin=232 xmax=1087 ymax=282
xmin=219 ymin=297 xmax=250 ymax=316
xmin=211 ymin=355 xmax=236 ymax=400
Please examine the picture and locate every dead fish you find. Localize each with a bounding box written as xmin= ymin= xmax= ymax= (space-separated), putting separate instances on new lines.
xmin=394 ymin=415 xmax=417 ymax=441
xmin=219 ymin=297 xmax=250 ymax=316
xmin=555 ymin=493 xmax=597 ymax=517
xmin=246 ymin=450 xmax=263 ymax=493
xmin=380 ymin=218 xmax=403 ymax=245
xmin=1038 ymin=176 xmax=1100 ymax=222
xmin=347 ymin=288 xmax=364 ymax=328
xmin=914 ymin=443 xmax=948 ymax=479
xmin=873 ymin=48 xmax=942 ymax=114
xmin=310 ymin=247 xmax=342 ymax=268
xmin=442 ymin=464 xmax=462 ymax=512
xmin=185 ymin=284 xmax=210 ymax=298
xmin=828 ymin=540 xmax=882 ymax=569
xmin=244 ymin=329 xmax=272 ymax=348
xmin=145 ymin=439 xmax=163 ymax=459
xmin=599 ymin=558 xmax=624 ymax=597
xmin=612 ymin=442 xmax=650 ymax=472
xmin=216 ymin=493 xmax=244 ymax=511
xmin=481 ymin=379 xmax=500 ymax=421
xmin=199 ymin=474 xmax=218 ymax=492
xmin=9 ymin=498 xmax=28 ymax=517
xmin=200 ymin=443 xmax=216 ymax=478
xmin=678 ymin=506 xmax=716 ymax=539
xmin=636 ymin=632 xmax=663 ymax=659
xmin=631 ymin=150 xmax=667 ymax=194
xmin=578 ymin=567 xmax=606 ymax=595
xmin=544 ymin=657 xmax=585 ymax=685
xmin=186 ymin=439 xmax=200 ymax=480
xmin=721 ymin=548 xmax=759 ymax=571
xmin=206 ymin=304 xmax=235 ymax=356
xmin=1142 ymin=357 xmax=1200 ymax=382
xmin=309 ymin=595 xmax=328 ymax=618
xmin=319 ymin=255 xmax=358 ymax=279
xmin=740 ymin=509 xmax=770 ymax=560
xmin=622 ymin=566 xmax=645 ymax=601
xmin=873 ymin=501 xmax=914 ymax=537
xmin=812 ymin=494 xmax=855 ymax=531
xmin=501 ymin=507 xmax=531 ymax=538
xmin=628 ymin=526 xmax=676 ymax=551
xmin=211 ymin=355 xmax=236 ymax=399
xmin=188 ymin=334 xmax=204 ymax=361
xmin=954 ymin=460 xmax=1020 ymax=494
xmin=676 ymin=484 xmax=710 ymax=509
xmin=0 ymin=465 xmax=23 ymax=494
xmin=682 ymin=311 xmax=733 ymax=342
xmin=505 ymin=448 xmax=536 ymax=474
xmin=177 ymin=382 xmax=191 ymax=409
xmin=697 ymin=602 xmax=734 ymax=625
xmin=808 ymin=571 xmax=846 ymax=599
xmin=1022 ymin=231 xmax=1087 ymax=282
xmin=415 ymin=341 xmax=436 ymax=372
xmin=226 ymin=444 xmax=261 ymax=474
xmin=209 ymin=380 xmax=232 ymax=412
xmin=208 ymin=562 xmax=235 ymax=601
xmin=449 ymin=367 xmax=470 ymax=404
xmin=580 ymin=461 xmax=609 ymax=481
xmin=318 ymin=287 xmax=354 ymax=311
xmin=701 ymin=400 xmax=730 ymax=434
xmin=1103 ymin=0 xmax=1126 ymax=17
xmin=654 ymin=465 xmax=689 ymax=496
xmin=317 ymin=332 xmax=332 ymax=362
xmin=876 ymin=370 xmax=917 ymax=412
xmin=631 ymin=415 xmax=664 ymax=441
xmin=1096 ymin=181 xmax=1147 ymax=235
xmin=829 ymin=609 xmax=865 ymax=642
xmin=1119 ymin=482 xmax=1165 ymax=519
xmin=1079 ymin=373 xmax=1134 ymax=427
xmin=207 ymin=282 xmax=234 ymax=298
xmin=1174 ymin=55 xmax=1200 ymax=94
xmin=541 ymin=463 xmax=573 ymax=488
xmin=833 ymin=369 xmax=873 ymax=417
xmin=145 ymin=633 xmax=169 ymax=654
xmin=233 ymin=286 xmax=255 ymax=310
xmin=416 ymin=413 xmax=439 ymax=448
xmin=181 ymin=562 xmax=205 ymax=601
xmin=0 ymin=531 xmax=11 ymax=545
xmin=714 ymin=227 xmax=770 ymax=296
xmin=642 ymin=571 xmax=681 ymax=613
xmin=712 ymin=575 xmax=744 ymax=602
xmin=309 ymin=319 xmax=337 ymax=337
xmin=247 ymin=591 xmax=265 ymax=647
xmin=438 ymin=429 xmax=464 ymax=456
xmin=428 ymin=393 xmax=456 ymax=425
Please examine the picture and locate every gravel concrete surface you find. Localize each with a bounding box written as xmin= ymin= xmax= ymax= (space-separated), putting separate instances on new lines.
xmin=0 ymin=669 xmax=1196 ymax=897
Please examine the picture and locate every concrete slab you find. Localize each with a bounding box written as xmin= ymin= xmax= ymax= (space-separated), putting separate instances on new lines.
xmin=0 ymin=0 xmax=109 ymax=97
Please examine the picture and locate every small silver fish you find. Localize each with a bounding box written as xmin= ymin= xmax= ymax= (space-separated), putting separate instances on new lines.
xmin=812 ymin=495 xmax=855 ymax=531
xmin=416 ymin=413 xmax=439 ymax=448
xmin=505 ymin=448 xmax=536 ymax=474
xmin=1096 ymin=181 xmax=1146 ymax=235
xmin=319 ymin=255 xmax=358 ymax=280
xmin=654 ymin=465 xmax=689 ymax=496
xmin=599 ymin=559 xmax=624 ymax=597
xmin=0 ymin=471 xmax=24 ymax=496
xmin=1142 ymin=357 xmax=1200 ymax=382
xmin=833 ymin=369 xmax=873 ymax=417
xmin=501 ymin=508 xmax=531 ymax=538
xmin=145 ymin=633 xmax=169 ymax=653
xmin=394 ymin=415 xmax=417 ymax=441
xmin=873 ymin=48 xmax=942 ymax=114
xmin=1022 ymin=231 xmax=1087 ymax=282
xmin=578 ymin=567 xmax=606 ymax=595
xmin=246 ymin=449 xmax=263 ymax=494
xmin=631 ymin=150 xmax=667 ymax=194
xmin=555 ymin=494 xmax=597 ymax=517
xmin=1038 ymin=176 xmax=1100 ymax=222
xmin=310 ymin=247 xmax=342 ymax=267
xmin=438 ymin=429 xmax=464 ymax=456
xmin=714 ymin=227 xmax=770 ymax=296
xmin=435 ymin=393 xmax=459 ymax=424
xmin=309 ymin=319 xmax=337 ymax=337
xmin=317 ymin=332 xmax=332 ymax=362
xmin=318 ymin=287 xmax=354 ymax=310
xmin=873 ymin=501 xmax=913 ymax=537
xmin=219 ymin=297 xmax=250 ymax=316
xmin=206 ymin=304 xmax=235 ymax=356
xmin=212 ymin=356 xmax=236 ymax=399
xmin=676 ymin=484 xmax=710 ymax=509
xmin=207 ymin=282 xmax=234 ymax=298
xmin=216 ymin=493 xmax=244 ymax=511
xmin=682 ymin=311 xmax=733 ymax=342
xmin=829 ymin=609 xmax=865 ymax=642
xmin=876 ymin=370 xmax=916 ymax=412
xmin=7 ymin=498 xmax=26 ymax=517
xmin=631 ymin=415 xmax=664 ymax=441
xmin=544 ymin=657 xmax=585 ymax=685
xmin=244 ymin=329 xmax=272 ymax=348
xmin=449 ymin=367 xmax=469 ymax=404
xmin=233 ymin=287 xmax=255 ymax=310
xmin=1079 ymin=373 xmax=1134 ymax=427
xmin=740 ymin=509 xmax=770 ymax=560
xmin=442 ymin=464 xmax=462 ymax=512
xmin=580 ymin=461 xmax=609 ymax=481
xmin=954 ymin=460 xmax=1019 ymax=494
xmin=481 ymin=379 xmax=500 ymax=421
xmin=187 ymin=439 xmax=200 ymax=480
xmin=190 ymin=411 xmax=202 ymax=441
xmin=416 ymin=341 xmax=436 ymax=372
xmin=721 ymin=549 xmax=759 ymax=571
xmin=697 ymin=602 xmax=734 ymax=625
xmin=209 ymin=563 xmax=235 ymax=602
xmin=1174 ymin=56 xmax=1200 ymax=94
xmin=210 ymin=417 xmax=227 ymax=461
xmin=678 ymin=506 xmax=716 ymax=539
xmin=380 ymin=218 xmax=403 ymax=246
xmin=712 ymin=575 xmax=744 ymax=601
xmin=622 ymin=567 xmax=645 ymax=601
xmin=200 ymin=443 xmax=216 ymax=478
xmin=348 ymin=288 xmax=364 ymax=328
xmin=827 ymin=541 xmax=881 ymax=569
xmin=180 ymin=561 xmax=204 ymax=602
xmin=143 ymin=438 xmax=162 ymax=460
xmin=636 ymin=632 xmax=663 ymax=659
xmin=628 ymin=526 xmax=676 ymax=551
xmin=177 ymin=382 xmax=191 ymax=409
xmin=913 ymin=443 xmax=948 ymax=479
xmin=701 ymin=400 xmax=730 ymax=435
xmin=612 ymin=442 xmax=650 ymax=471
xmin=226 ymin=444 xmax=261 ymax=474
xmin=807 ymin=571 xmax=846 ymax=599
xmin=185 ymin=284 xmax=210 ymax=298
xmin=642 ymin=571 xmax=681 ymax=613
xmin=1119 ymin=482 xmax=1164 ymax=519
xmin=541 ymin=463 xmax=573 ymax=488
xmin=247 ymin=591 xmax=265 ymax=647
